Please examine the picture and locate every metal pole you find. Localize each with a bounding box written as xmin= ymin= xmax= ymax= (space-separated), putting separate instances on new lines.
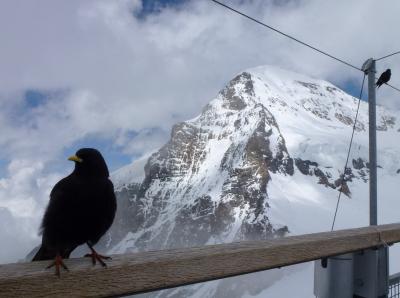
xmin=368 ymin=59 xmax=377 ymax=226
xmin=314 ymin=59 xmax=387 ymax=298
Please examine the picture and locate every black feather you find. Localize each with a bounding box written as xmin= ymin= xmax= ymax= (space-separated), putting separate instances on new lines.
xmin=376 ymin=69 xmax=391 ymax=88
xmin=32 ymin=148 xmax=116 ymax=262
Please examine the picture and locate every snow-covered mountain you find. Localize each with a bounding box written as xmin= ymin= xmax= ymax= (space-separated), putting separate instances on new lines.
xmin=104 ymin=65 xmax=400 ymax=297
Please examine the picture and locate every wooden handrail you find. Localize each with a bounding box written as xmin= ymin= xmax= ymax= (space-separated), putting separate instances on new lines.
xmin=1 ymin=223 xmax=400 ymax=297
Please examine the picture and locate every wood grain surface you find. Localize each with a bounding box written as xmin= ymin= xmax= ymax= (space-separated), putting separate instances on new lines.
xmin=1 ymin=223 xmax=399 ymax=297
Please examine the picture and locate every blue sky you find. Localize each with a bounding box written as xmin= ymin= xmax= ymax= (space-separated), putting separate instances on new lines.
xmin=65 ymin=135 xmax=133 ymax=172
xmin=21 ymin=91 xmax=138 ymax=172
xmin=25 ymin=90 xmax=49 ymax=108
xmin=139 ymin=0 xmax=188 ymax=15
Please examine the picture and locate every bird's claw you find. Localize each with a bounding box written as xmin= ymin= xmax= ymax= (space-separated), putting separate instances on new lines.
xmin=84 ymin=252 xmax=111 ymax=267
xmin=47 ymin=254 xmax=69 ymax=277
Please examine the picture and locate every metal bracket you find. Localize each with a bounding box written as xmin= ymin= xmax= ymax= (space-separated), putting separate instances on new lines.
xmin=362 ymin=58 xmax=374 ymax=74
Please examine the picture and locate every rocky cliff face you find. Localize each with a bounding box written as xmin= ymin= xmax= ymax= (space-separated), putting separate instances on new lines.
xmin=105 ymin=66 xmax=400 ymax=254
xmin=106 ymin=71 xmax=296 ymax=253
xmin=101 ymin=65 xmax=400 ymax=297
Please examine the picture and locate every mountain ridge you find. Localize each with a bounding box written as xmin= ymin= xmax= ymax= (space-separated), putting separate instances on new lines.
xmin=103 ymin=65 xmax=400 ymax=297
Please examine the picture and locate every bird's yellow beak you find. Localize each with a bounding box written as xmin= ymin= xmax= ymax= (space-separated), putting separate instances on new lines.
xmin=68 ymin=155 xmax=83 ymax=163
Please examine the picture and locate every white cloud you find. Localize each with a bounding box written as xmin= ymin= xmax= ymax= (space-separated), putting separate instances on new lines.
xmin=121 ymin=127 xmax=169 ymax=156
xmin=0 ymin=0 xmax=400 ymax=263
xmin=0 ymin=160 xmax=63 ymax=263
xmin=0 ymin=207 xmax=38 ymax=263
xmin=2 ymin=0 xmax=400 ymax=154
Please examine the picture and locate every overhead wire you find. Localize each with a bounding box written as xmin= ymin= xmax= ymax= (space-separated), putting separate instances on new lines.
xmin=210 ymin=0 xmax=362 ymax=72
xmin=375 ymin=50 xmax=400 ymax=91
xmin=386 ymin=83 xmax=400 ymax=93
xmin=330 ymin=74 xmax=366 ymax=231
xmin=211 ymin=0 xmax=400 ymax=95
xmin=376 ymin=51 xmax=400 ymax=61
xmin=211 ymin=0 xmax=400 ymax=229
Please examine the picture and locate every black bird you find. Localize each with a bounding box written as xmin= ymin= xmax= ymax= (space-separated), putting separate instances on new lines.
xmin=32 ymin=148 xmax=117 ymax=276
xmin=376 ymin=69 xmax=391 ymax=88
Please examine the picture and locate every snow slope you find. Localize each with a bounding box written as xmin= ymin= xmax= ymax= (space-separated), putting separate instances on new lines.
xmin=107 ymin=65 xmax=400 ymax=297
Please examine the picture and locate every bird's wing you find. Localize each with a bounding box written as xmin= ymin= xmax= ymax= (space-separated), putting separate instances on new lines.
xmin=88 ymin=179 xmax=117 ymax=245
xmin=104 ymin=179 xmax=117 ymax=228
xmin=40 ymin=175 xmax=80 ymax=238
xmin=376 ymin=74 xmax=384 ymax=86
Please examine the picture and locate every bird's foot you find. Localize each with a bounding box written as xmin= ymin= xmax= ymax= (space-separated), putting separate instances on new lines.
xmin=84 ymin=248 xmax=111 ymax=267
xmin=46 ymin=254 xmax=69 ymax=277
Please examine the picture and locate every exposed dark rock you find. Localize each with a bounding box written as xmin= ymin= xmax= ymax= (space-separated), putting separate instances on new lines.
xmin=352 ymin=158 xmax=365 ymax=170
xmin=299 ymin=98 xmax=331 ymax=120
xmin=294 ymin=158 xmax=354 ymax=197
xmin=377 ymin=115 xmax=396 ymax=131
xmin=314 ymin=168 xmax=334 ymax=188
xmin=103 ymin=95 xmax=295 ymax=251
xmin=166 ymin=196 xmax=224 ymax=248
xmin=338 ymin=183 xmax=351 ymax=197
xmin=145 ymin=122 xmax=205 ymax=179
xmin=295 ymin=158 xmax=318 ymax=175
xmin=221 ymin=72 xmax=254 ymax=110
xmin=296 ymin=81 xmax=319 ymax=92
xmin=335 ymin=113 xmax=353 ymax=126
xmin=326 ymin=86 xmax=339 ymax=93
xmin=234 ymin=119 xmax=241 ymax=129
xmin=333 ymin=169 xmax=354 ymax=197
xmin=359 ymin=169 xmax=368 ymax=182
xmin=352 ymin=121 xmax=365 ymax=132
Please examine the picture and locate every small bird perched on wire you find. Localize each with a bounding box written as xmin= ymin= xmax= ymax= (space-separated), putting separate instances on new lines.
xmin=376 ymin=69 xmax=391 ymax=88
xmin=32 ymin=148 xmax=117 ymax=276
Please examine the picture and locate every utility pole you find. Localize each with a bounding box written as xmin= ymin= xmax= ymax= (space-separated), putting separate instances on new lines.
xmin=352 ymin=58 xmax=388 ymax=298
xmin=367 ymin=59 xmax=378 ymax=226
xmin=315 ymin=59 xmax=388 ymax=298
xmin=362 ymin=58 xmax=378 ymax=225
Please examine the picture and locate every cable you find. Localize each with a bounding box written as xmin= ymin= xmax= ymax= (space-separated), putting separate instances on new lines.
xmin=211 ymin=1 xmax=400 ymax=95
xmin=211 ymin=0 xmax=400 ymax=230
xmin=331 ymin=74 xmax=366 ymax=231
xmin=376 ymin=51 xmax=400 ymax=61
xmin=210 ymin=0 xmax=362 ymax=72
xmin=373 ymin=74 xmax=400 ymax=93
xmin=386 ymin=83 xmax=400 ymax=93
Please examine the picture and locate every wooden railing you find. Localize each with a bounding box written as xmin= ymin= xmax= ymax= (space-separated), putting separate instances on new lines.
xmin=1 ymin=223 xmax=400 ymax=297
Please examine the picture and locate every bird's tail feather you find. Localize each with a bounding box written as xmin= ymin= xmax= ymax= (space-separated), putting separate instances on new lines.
xmin=32 ymin=245 xmax=74 ymax=261
xmin=32 ymin=245 xmax=56 ymax=261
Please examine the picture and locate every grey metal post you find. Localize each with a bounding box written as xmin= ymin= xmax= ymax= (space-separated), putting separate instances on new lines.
xmin=368 ymin=59 xmax=377 ymax=226
xmin=314 ymin=59 xmax=389 ymax=298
